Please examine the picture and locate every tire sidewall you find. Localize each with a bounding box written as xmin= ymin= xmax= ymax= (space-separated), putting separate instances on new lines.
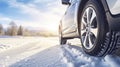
xmin=80 ymin=0 xmax=107 ymax=55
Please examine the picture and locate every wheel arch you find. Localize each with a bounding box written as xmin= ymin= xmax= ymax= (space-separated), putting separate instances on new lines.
xmin=77 ymin=0 xmax=89 ymax=27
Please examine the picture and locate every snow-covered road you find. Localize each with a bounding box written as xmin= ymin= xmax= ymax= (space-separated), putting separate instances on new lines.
xmin=0 ymin=37 xmax=120 ymax=67
xmin=0 ymin=37 xmax=59 ymax=67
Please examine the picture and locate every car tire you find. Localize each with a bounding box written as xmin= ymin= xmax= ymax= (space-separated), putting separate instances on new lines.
xmin=59 ymin=25 xmax=67 ymax=45
xmin=79 ymin=0 xmax=111 ymax=56
xmin=60 ymin=37 xmax=67 ymax=45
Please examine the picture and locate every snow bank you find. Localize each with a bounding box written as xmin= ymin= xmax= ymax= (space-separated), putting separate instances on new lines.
xmin=60 ymin=44 xmax=120 ymax=67
xmin=0 ymin=44 xmax=10 ymax=51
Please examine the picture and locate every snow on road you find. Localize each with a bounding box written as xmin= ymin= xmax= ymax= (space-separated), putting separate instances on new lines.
xmin=0 ymin=37 xmax=59 ymax=67
xmin=0 ymin=37 xmax=120 ymax=67
xmin=61 ymin=45 xmax=120 ymax=67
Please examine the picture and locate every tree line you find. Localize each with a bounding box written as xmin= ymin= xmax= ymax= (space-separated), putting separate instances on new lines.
xmin=0 ymin=21 xmax=57 ymax=37
xmin=0 ymin=21 xmax=24 ymax=36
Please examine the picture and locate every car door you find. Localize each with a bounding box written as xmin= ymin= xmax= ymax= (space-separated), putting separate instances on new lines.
xmin=62 ymin=0 xmax=78 ymax=35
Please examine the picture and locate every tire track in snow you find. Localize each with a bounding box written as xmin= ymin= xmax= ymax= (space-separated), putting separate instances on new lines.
xmin=60 ymin=44 xmax=120 ymax=67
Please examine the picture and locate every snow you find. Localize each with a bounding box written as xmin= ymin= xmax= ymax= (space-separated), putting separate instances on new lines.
xmin=0 ymin=37 xmax=56 ymax=52
xmin=0 ymin=36 xmax=17 ymax=38
xmin=61 ymin=45 xmax=120 ymax=67
xmin=0 ymin=37 xmax=120 ymax=67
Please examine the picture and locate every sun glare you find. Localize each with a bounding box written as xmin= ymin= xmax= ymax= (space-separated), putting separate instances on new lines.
xmin=46 ymin=23 xmax=58 ymax=32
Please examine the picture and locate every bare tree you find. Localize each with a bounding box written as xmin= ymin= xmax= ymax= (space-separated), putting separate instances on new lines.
xmin=7 ymin=21 xmax=18 ymax=36
xmin=0 ymin=24 xmax=4 ymax=35
xmin=17 ymin=25 xmax=23 ymax=35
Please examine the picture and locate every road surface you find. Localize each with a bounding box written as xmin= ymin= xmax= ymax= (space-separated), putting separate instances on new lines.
xmin=0 ymin=37 xmax=120 ymax=67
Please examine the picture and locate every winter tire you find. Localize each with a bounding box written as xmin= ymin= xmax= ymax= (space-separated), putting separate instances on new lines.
xmin=79 ymin=0 xmax=111 ymax=56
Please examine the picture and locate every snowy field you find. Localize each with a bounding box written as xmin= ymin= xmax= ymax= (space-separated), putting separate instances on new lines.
xmin=0 ymin=37 xmax=120 ymax=67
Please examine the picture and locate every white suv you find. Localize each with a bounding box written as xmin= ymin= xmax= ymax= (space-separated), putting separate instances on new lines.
xmin=59 ymin=0 xmax=120 ymax=56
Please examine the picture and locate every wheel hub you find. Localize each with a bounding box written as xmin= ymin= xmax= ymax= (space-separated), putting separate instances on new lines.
xmin=80 ymin=7 xmax=98 ymax=49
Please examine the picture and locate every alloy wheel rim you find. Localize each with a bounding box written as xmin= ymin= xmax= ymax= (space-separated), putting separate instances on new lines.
xmin=80 ymin=7 xmax=98 ymax=49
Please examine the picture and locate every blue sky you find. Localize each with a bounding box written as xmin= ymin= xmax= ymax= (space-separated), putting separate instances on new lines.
xmin=0 ymin=0 xmax=67 ymax=31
